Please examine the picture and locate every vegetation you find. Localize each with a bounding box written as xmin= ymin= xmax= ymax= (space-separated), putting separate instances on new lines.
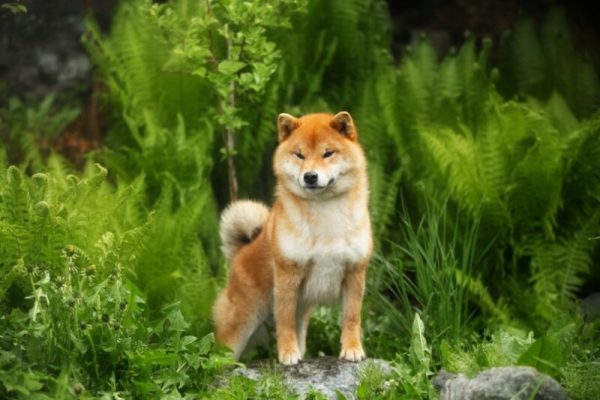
xmin=1 ymin=0 xmax=599 ymax=398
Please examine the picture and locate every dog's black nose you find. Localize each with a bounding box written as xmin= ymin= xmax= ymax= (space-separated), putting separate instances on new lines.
xmin=303 ymin=171 xmax=318 ymax=185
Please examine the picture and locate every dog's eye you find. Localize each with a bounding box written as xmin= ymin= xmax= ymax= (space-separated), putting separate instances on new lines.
xmin=323 ymin=150 xmax=335 ymax=158
xmin=294 ymin=152 xmax=305 ymax=160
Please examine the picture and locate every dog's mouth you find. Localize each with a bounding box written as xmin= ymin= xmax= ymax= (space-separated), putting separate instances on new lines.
xmin=303 ymin=178 xmax=335 ymax=192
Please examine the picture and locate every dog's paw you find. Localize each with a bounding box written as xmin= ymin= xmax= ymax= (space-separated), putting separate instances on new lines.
xmin=278 ymin=347 xmax=301 ymax=366
xmin=339 ymin=345 xmax=365 ymax=362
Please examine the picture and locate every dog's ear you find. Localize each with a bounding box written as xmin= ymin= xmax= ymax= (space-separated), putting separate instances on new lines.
xmin=277 ymin=113 xmax=300 ymax=142
xmin=330 ymin=111 xmax=356 ymax=140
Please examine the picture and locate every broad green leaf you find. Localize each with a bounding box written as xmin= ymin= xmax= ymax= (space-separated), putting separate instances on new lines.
xmin=169 ymin=309 xmax=189 ymax=332
xmin=198 ymin=333 xmax=214 ymax=355
xmin=1 ymin=3 xmax=27 ymax=14
xmin=180 ymin=335 xmax=197 ymax=348
xmin=218 ymin=60 xmax=246 ymax=75
xmin=409 ymin=313 xmax=431 ymax=369
xmin=335 ymin=389 xmax=348 ymax=399
xmin=517 ymin=335 xmax=563 ymax=378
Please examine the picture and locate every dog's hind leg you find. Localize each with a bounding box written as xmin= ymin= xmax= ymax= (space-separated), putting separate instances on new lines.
xmin=213 ymin=290 xmax=266 ymax=359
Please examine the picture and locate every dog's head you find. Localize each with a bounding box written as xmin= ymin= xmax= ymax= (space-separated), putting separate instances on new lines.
xmin=273 ymin=112 xmax=366 ymax=199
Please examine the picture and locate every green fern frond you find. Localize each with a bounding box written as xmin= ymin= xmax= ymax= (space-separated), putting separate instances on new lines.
xmin=453 ymin=268 xmax=511 ymax=324
xmin=3 ymin=166 xmax=31 ymax=226
xmin=530 ymin=209 xmax=600 ymax=321
xmin=397 ymin=40 xmax=439 ymax=129
xmin=508 ymin=18 xmax=546 ymax=97
xmin=237 ymin=77 xmax=280 ymax=199
xmin=499 ymin=7 xmax=600 ymax=118
xmin=85 ymin=0 xmax=213 ymax=132
xmin=0 ymin=222 xmax=28 ymax=270
xmin=421 ymin=126 xmax=506 ymax=223
xmin=459 ymin=37 xmax=493 ymax=131
xmin=438 ymin=51 xmax=462 ymax=101
xmin=368 ymin=162 xmax=401 ymax=242
xmin=542 ymin=8 xmax=600 ymax=117
xmin=0 ymin=258 xmax=25 ymax=299
xmin=543 ymin=91 xmax=578 ymax=136
xmin=499 ymin=104 xmax=563 ymax=239
xmin=562 ymin=112 xmax=600 ymax=217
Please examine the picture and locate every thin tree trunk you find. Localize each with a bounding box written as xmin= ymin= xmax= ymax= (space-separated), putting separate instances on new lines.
xmin=226 ymin=125 xmax=238 ymax=201
xmin=225 ymin=32 xmax=238 ymax=202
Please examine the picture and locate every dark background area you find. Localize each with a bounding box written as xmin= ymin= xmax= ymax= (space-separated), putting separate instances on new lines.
xmin=2 ymin=0 xmax=597 ymax=167
xmin=2 ymin=0 xmax=599 ymax=102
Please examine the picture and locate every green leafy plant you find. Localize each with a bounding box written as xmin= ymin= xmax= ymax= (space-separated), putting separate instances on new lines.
xmin=355 ymin=361 xmax=396 ymax=399
xmin=0 ymin=2 xmax=27 ymax=14
xmin=205 ymin=367 xmax=295 ymax=400
xmin=0 ymin=96 xmax=79 ymax=171
xmin=359 ymin=31 xmax=599 ymax=331
xmin=0 ymin=158 xmax=217 ymax=327
xmin=143 ymin=0 xmax=306 ymax=201
xmin=1 ymin=272 xmax=228 ymax=397
xmin=387 ymin=313 xmax=437 ymax=399
xmin=366 ymin=201 xmax=491 ymax=358
xmin=0 ymin=162 xmax=235 ymax=397
xmin=498 ymin=8 xmax=600 ymax=118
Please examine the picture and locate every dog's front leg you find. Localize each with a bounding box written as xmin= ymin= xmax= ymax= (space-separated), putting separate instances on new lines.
xmin=274 ymin=261 xmax=303 ymax=365
xmin=340 ymin=262 xmax=367 ymax=361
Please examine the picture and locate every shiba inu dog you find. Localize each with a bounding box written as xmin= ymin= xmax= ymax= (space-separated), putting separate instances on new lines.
xmin=213 ymin=112 xmax=372 ymax=365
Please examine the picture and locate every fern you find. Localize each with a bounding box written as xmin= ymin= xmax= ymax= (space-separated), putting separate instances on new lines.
xmin=0 ymin=96 xmax=80 ymax=171
xmin=0 ymin=164 xmax=112 ymax=304
xmin=561 ymin=112 xmax=600 ymax=224
xmin=453 ymin=269 xmax=511 ymax=324
xmin=352 ymin=58 xmax=405 ymax=244
xmin=84 ymin=0 xmax=216 ymax=199
xmin=499 ymin=7 xmax=600 ymax=118
xmin=357 ymin=15 xmax=599 ymax=329
xmin=502 ymin=18 xmax=546 ymax=98
xmin=368 ymin=163 xmax=402 ymax=243
xmin=397 ymin=39 xmax=439 ymax=130
xmin=80 ymin=0 xmax=600 ymax=340
xmin=530 ymin=210 xmax=600 ymax=320
xmin=85 ymin=2 xmax=212 ymax=132
xmin=0 ymin=161 xmax=216 ymax=329
xmin=2 ymin=166 xmax=31 ymax=227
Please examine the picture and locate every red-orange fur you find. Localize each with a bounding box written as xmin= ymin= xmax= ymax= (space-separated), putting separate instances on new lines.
xmin=213 ymin=112 xmax=372 ymax=364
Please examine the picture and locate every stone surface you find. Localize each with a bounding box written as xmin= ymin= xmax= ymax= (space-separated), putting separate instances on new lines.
xmin=0 ymin=0 xmax=116 ymax=99
xmin=233 ymin=357 xmax=392 ymax=399
xmin=433 ymin=367 xmax=569 ymax=400
xmin=582 ymin=292 xmax=600 ymax=322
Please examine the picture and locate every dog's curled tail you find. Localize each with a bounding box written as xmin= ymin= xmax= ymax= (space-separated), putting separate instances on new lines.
xmin=220 ymin=200 xmax=269 ymax=261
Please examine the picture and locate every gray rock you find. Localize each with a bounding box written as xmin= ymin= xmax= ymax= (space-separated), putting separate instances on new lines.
xmin=0 ymin=0 xmax=103 ymax=99
xmin=434 ymin=367 xmax=569 ymax=400
xmin=582 ymin=292 xmax=600 ymax=322
xmin=233 ymin=357 xmax=392 ymax=399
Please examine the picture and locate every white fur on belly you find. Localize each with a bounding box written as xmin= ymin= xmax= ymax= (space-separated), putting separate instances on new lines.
xmin=300 ymin=253 xmax=346 ymax=305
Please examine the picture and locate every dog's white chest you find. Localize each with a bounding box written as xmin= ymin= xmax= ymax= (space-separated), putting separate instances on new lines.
xmin=277 ymin=200 xmax=371 ymax=305
xmin=300 ymin=249 xmax=348 ymax=305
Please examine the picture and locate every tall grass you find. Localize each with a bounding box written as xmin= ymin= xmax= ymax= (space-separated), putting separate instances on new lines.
xmin=366 ymin=200 xmax=486 ymax=358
